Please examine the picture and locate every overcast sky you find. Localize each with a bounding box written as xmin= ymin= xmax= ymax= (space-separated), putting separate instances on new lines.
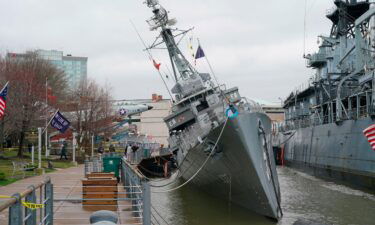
xmin=0 ymin=0 xmax=333 ymax=104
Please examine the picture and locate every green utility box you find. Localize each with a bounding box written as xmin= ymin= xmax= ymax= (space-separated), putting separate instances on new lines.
xmin=102 ymin=155 xmax=122 ymax=178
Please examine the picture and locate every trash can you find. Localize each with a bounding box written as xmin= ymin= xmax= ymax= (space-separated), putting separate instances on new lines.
xmin=143 ymin=148 xmax=150 ymax=158
xmin=102 ymin=155 xmax=122 ymax=178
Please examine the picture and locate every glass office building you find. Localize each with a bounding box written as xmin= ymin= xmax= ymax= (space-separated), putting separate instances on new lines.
xmin=36 ymin=50 xmax=88 ymax=90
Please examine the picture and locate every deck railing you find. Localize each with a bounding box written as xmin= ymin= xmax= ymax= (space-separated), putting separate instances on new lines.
xmin=121 ymin=159 xmax=151 ymax=225
xmin=0 ymin=177 xmax=53 ymax=225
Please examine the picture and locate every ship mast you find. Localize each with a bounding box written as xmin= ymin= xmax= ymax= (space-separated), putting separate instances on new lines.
xmin=146 ymin=0 xmax=209 ymax=100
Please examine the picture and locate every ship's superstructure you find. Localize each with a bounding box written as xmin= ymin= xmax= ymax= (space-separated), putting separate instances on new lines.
xmin=278 ymin=0 xmax=375 ymax=190
xmin=145 ymin=0 xmax=282 ymax=219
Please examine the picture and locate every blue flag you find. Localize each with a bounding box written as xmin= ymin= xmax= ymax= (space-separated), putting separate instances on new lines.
xmin=195 ymin=45 xmax=205 ymax=59
xmin=51 ymin=111 xmax=70 ymax=133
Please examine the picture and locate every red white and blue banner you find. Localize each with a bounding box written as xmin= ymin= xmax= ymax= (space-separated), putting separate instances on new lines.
xmin=363 ymin=124 xmax=375 ymax=151
xmin=0 ymin=82 xmax=9 ymax=118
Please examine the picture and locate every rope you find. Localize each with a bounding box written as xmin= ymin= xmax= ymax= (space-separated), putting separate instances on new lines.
xmin=278 ymin=130 xmax=297 ymax=146
xmin=151 ymin=204 xmax=171 ymax=225
xmin=152 ymin=117 xmax=229 ymax=193
xmin=151 ymin=213 xmax=161 ymax=225
xmin=149 ymin=129 xmax=215 ymax=187
xmin=129 ymin=19 xmax=174 ymax=101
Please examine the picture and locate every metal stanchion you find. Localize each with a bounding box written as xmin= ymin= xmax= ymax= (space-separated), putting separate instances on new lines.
xmin=38 ymin=127 xmax=42 ymax=169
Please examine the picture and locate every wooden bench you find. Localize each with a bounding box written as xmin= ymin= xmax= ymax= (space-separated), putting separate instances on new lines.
xmin=82 ymin=173 xmax=118 ymax=206
xmin=12 ymin=161 xmax=36 ymax=178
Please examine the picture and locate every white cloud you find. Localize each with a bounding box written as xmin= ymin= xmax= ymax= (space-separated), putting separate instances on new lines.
xmin=0 ymin=0 xmax=333 ymax=102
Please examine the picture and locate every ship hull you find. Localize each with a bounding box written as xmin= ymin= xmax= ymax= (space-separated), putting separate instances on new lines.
xmin=282 ymin=117 xmax=375 ymax=191
xmin=176 ymin=112 xmax=281 ymax=219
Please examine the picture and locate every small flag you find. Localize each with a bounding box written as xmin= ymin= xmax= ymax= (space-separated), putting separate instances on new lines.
xmin=363 ymin=124 xmax=375 ymax=151
xmin=0 ymin=82 xmax=9 ymax=118
xmin=153 ymin=59 xmax=161 ymax=70
xmin=50 ymin=111 xmax=71 ymax=133
xmin=195 ymin=45 xmax=205 ymax=59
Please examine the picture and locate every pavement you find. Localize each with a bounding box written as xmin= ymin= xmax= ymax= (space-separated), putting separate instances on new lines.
xmin=0 ymin=165 xmax=141 ymax=225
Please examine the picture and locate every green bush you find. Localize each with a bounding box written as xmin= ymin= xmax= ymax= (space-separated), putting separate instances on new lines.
xmin=0 ymin=171 xmax=5 ymax=181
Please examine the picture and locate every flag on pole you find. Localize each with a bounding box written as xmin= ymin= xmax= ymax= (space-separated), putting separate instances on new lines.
xmin=0 ymin=82 xmax=9 ymax=118
xmin=195 ymin=45 xmax=205 ymax=59
xmin=153 ymin=59 xmax=161 ymax=70
xmin=363 ymin=124 xmax=375 ymax=151
xmin=50 ymin=110 xmax=70 ymax=133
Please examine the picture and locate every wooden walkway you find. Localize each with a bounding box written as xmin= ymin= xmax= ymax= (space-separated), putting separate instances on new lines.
xmin=0 ymin=165 xmax=141 ymax=225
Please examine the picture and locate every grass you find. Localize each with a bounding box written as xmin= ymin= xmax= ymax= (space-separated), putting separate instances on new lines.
xmin=0 ymin=149 xmax=77 ymax=186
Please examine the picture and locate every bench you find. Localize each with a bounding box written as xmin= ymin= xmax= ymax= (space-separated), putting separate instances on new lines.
xmin=12 ymin=161 xmax=36 ymax=178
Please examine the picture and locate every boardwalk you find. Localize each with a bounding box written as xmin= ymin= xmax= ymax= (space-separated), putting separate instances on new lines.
xmin=0 ymin=165 xmax=140 ymax=225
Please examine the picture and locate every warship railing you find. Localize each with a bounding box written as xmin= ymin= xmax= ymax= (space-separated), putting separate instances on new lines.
xmin=280 ymin=105 xmax=371 ymax=132
xmin=0 ymin=177 xmax=53 ymax=225
xmin=121 ymin=158 xmax=151 ymax=225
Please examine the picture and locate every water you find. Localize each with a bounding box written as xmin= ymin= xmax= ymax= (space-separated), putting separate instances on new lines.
xmin=150 ymin=167 xmax=375 ymax=225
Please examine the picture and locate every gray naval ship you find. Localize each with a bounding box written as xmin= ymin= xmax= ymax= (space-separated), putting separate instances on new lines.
xmin=275 ymin=0 xmax=375 ymax=190
xmin=144 ymin=0 xmax=282 ymax=220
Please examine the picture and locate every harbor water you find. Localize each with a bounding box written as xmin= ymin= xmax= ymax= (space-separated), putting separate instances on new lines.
xmin=151 ymin=167 xmax=375 ymax=225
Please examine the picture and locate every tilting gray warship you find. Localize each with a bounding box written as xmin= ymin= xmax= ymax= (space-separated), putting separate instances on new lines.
xmin=275 ymin=0 xmax=375 ymax=190
xmin=144 ymin=0 xmax=282 ymax=220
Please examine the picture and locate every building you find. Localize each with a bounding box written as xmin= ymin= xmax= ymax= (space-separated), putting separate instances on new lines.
xmin=36 ymin=50 xmax=87 ymax=90
xmin=262 ymin=105 xmax=285 ymax=123
xmin=7 ymin=50 xmax=88 ymax=90
xmin=115 ymin=95 xmax=172 ymax=146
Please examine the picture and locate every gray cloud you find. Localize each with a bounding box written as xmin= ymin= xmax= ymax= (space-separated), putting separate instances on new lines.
xmin=0 ymin=0 xmax=333 ymax=104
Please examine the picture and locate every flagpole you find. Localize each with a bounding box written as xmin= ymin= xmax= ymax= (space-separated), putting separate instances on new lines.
xmin=42 ymin=109 xmax=59 ymax=134
xmin=0 ymin=81 xmax=9 ymax=94
xmin=197 ymin=39 xmax=220 ymax=87
xmin=0 ymin=82 xmax=9 ymax=154
xmin=45 ymin=77 xmax=48 ymax=157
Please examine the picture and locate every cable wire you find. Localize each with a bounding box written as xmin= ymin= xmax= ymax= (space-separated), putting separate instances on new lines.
xmin=152 ymin=117 xmax=229 ymax=193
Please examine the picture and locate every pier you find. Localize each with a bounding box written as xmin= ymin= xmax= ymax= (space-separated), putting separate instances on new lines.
xmin=0 ymin=159 xmax=152 ymax=225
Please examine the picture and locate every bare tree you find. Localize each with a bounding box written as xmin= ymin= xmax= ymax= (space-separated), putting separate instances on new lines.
xmin=0 ymin=51 xmax=68 ymax=157
xmin=66 ymin=79 xmax=114 ymax=156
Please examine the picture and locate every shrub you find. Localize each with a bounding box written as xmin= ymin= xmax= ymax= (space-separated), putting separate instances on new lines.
xmin=0 ymin=171 xmax=6 ymax=181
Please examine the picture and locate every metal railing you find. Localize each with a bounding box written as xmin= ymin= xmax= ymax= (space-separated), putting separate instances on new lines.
xmin=84 ymin=156 xmax=103 ymax=176
xmin=280 ymin=105 xmax=370 ymax=132
xmin=121 ymin=159 xmax=151 ymax=225
xmin=0 ymin=177 xmax=53 ymax=225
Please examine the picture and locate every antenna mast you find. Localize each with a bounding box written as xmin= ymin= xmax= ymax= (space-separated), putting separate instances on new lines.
xmin=145 ymin=0 xmax=211 ymax=99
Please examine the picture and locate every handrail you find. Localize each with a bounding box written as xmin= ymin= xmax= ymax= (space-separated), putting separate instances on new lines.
xmin=0 ymin=178 xmax=49 ymax=212
xmin=121 ymin=158 xmax=151 ymax=225
xmin=0 ymin=177 xmax=53 ymax=225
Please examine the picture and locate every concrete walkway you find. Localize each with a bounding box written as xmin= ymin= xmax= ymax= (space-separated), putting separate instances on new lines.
xmin=0 ymin=165 xmax=140 ymax=225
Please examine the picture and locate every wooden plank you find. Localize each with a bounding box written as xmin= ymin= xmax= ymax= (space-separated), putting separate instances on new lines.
xmin=82 ymin=186 xmax=118 ymax=192
xmin=86 ymin=172 xmax=114 ymax=178
xmin=83 ymin=193 xmax=117 ymax=199
xmin=82 ymin=200 xmax=117 ymax=205
xmin=82 ymin=179 xmax=117 ymax=185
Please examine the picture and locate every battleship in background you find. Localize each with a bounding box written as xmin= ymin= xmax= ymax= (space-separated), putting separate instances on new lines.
xmin=275 ymin=0 xmax=375 ymax=191
xmin=144 ymin=0 xmax=282 ymax=219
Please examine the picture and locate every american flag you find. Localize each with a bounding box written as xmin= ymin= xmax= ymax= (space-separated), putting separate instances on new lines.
xmin=0 ymin=82 xmax=8 ymax=118
xmin=363 ymin=124 xmax=375 ymax=151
